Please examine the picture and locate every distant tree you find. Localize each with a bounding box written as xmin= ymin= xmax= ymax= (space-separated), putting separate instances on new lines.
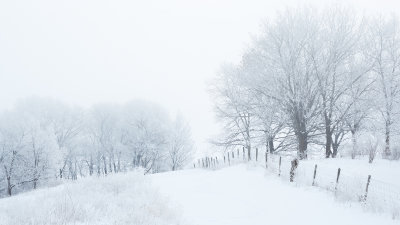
xmin=168 ymin=114 xmax=194 ymax=171
xmin=0 ymin=112 xmax=27 ymax=196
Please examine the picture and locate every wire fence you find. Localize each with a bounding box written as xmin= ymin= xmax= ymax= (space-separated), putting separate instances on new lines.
xmin=195 ymin=148 xmax=400 ymax=220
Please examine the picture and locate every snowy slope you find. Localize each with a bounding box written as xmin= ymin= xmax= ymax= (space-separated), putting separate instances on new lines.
xmin=0 ymin=164 xmax=397 ymax=225
xmin=152 ymin=164 xmax=398 ymax=225
xmin=0 ymin=170 xmax=182 ymax=225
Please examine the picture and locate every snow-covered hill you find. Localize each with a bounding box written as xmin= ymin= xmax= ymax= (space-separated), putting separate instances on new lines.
xmin=0 ymin=163 xmax=398 ymax=225
xmin=152 ymin=164 xmax=398 ymax=225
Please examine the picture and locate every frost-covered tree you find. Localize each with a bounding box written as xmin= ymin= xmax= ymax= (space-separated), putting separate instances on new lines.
xmin=0 ymin=113 xmax=27 ymax=196
xmin=368 ymin=15 xmax=400 ymax=159
xmin=210 ymin=64 xmax=256 ymax=159
xmin=168 ymin=114 xmax=194 ymax=171
xmin=0 ymin=98 xmax=194 ymax=197
xmin=249 ymin=8 xmax=322 ymax=159
xmin=120 ymin=101 xmax=171 ymax=174
xmin=309 ymin=8 xmax=370 ymax=158
xmin=210 ymin=6 xmax=400 ymax=160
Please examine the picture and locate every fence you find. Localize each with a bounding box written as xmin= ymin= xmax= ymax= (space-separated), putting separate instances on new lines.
xmin=195 ymin=148 xmax=400 ymax=220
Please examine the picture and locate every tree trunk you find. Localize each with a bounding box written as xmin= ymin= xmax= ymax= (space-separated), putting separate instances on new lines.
xmin=332 ymin=143 xmax=339 ymax=158
xmin=89 ymin=156 xmax=94 ymax=176
xmin=268 ymin=137 xmax=275 ymax=154
xmin=297 ymin=132 xmax=308 ymax=160
xmin=103 ymin=157 xmax=107 ymax=175
xmin=33 ymin=179 xmax=37 ymax=189
xmin=325 ymin=128 xmax=332 ymax=158
xmin=384 ymin=121 xmax=391 ymax=159
xmin=7 ymin=177 xmax=12 ymax=196
xmin=351 ymin=130 xmax=357 ymax=159
xmin=247 ymin=146 xmax=251 ymax=161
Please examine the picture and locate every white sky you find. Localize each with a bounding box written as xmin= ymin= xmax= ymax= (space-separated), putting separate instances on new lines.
xmin=0 ymin=0 xmax=399 ymax=153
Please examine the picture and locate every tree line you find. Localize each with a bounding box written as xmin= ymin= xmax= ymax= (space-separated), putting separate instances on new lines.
xmin=210 ymin=6 xmax=400 ymax=161
xmin=0 ymin=98 xmax=194 ymax=197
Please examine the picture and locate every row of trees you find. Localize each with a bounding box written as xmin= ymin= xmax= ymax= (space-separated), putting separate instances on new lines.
xmin=0 ymin=98 xmax=194 ymax=197
xmin=211 ymin=6 xmax=400 ymax=161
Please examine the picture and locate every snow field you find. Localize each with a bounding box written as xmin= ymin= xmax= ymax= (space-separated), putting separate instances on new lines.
xmin=212 ymin=152 xmax=400 ymax=219
xmin=0 ymin=169 xmax=182 ymax=225
xmin=152 ymin=164 xmax=398 ymax=225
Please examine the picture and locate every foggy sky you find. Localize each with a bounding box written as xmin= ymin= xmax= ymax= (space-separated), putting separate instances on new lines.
xmin=0 ymin=0 xmax=399 ymax=153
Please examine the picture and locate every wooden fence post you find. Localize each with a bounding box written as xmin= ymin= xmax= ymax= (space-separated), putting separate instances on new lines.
xmin=335 ymin=168 xmax=341 ymax=191
xmin=312 ymin=164 xmax=317 ymax=186
xmin=278 ymin=156 xmax=282 ymax=176
xmin=364 ymin=175 xmax=372 ymax=202
xmin=256 ymin=148 xmax=258 ymax=161
xmin=290 ymin=159 xmax=299 ymax=182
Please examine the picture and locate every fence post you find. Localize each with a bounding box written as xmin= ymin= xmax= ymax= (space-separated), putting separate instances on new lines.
xmin=228 ymin=153 xmax=231 ymax=166
xmin=290 ymin=159 xmax=299 ymax=182
xmin=364 ymin=175 xmax=372 ymax=202
xmin=256 ymin=148 xmax=258 ymax=161
xmin=335 ymin=168 xmax=341 ymax=191
xmin=278 ymin=156 xmax=282 ymax=176
xmin=312 ymin=164 xmax=317 ymax=186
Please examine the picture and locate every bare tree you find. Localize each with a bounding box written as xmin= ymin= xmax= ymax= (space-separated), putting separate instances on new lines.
xmin=210 ymin=64 xmax=255 ymax=157
xmin=309 ymin=7 xmax=369 ymax=158
xmin=254 ymin=8 xmax=322 ymax=159
xmin=368 ymin=16 xmax=400 ymax=159
xmin=0 ymin=113 xmax=26 ymax=196
xmin=168 ymin=114 xmax=194 ymax=171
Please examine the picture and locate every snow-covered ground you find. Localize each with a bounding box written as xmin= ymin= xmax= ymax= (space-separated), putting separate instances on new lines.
xmin=152 ymin=164 xmax=398 ymax=225
xmin=0 ymin=169 xmax=182 ymax=225
xmin=0 ymin=162 xmax=398 ymax=225
xmin=263 ymin=156 xmax=400 ymax=217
